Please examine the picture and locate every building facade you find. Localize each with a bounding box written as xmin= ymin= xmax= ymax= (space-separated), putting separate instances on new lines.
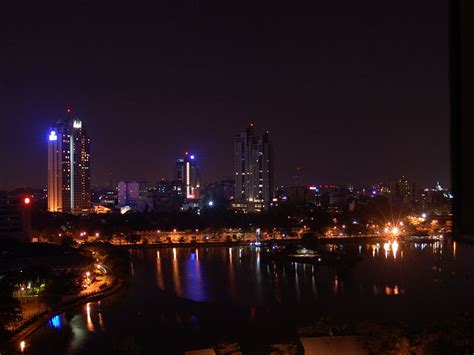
xmin=47 ymin=116 xmax=91 ymax=214
xmin=234 ymin=125 xmax=272 ymax=211
xmin=0 ymin=192 xmax=31 ymax=242
xmin=176 ymin=153 xmax=200 ymax=200
xmin=117 ymin=181 xmax=151 ymax=212
xmin=391 ymin=176 xmax=416 ymax=205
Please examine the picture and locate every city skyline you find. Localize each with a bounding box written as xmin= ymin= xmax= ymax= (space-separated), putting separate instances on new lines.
xmin=0 ymin=2 xmax=449 ymax=189
xmin=1 ymin=2 xmax=465 ymax=353
xmin=0 ymin=109 xmax=449 ymax=192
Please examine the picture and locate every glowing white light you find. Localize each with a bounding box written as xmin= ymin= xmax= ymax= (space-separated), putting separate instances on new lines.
xmin=49 ymin=131 xmax=58 ymax=141
xmin=73 ymin=119 xmax=82 ymax=129
xmin=208 ymin=200 xmax=214 ymax=207
xmin=392 ymin=240 xmax=399 ymax=258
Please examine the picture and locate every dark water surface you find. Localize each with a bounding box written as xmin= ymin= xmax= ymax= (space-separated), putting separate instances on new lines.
xmin=17 ymin=240 xmax=474 ymax=354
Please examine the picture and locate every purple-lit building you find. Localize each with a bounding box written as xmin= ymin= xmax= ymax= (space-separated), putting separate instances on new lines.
xmin=117 ymin=181 xmax=151 ymax=212
xmin=176 ymin=152 xmax=201 ymax=200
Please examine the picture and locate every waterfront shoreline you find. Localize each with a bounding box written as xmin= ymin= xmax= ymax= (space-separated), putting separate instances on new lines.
xmin=1 ymin=274 xmax=126 ymax=353
xmin=110 ymin=234 xmax=445 ymax=250
xmin=111 ymin=235 xmax=396 ymax=249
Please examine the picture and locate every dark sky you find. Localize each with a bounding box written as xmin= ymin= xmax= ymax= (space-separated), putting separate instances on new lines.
xmin=0 ymin=1 xmax=450 ymax=190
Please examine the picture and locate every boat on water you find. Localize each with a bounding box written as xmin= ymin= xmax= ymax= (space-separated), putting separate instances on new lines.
xmin=261 ymin=245 xmax=362 ymax=266
xmin=401 ymin=234 xmax=445 ymax=243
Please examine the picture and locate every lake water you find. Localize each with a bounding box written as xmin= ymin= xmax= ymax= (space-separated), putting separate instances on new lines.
xmin=17 ymin=239 xmax=474 ymax=354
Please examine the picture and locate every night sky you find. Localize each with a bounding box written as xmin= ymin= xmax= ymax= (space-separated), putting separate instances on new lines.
xmin=0 ymin=1 xmax=450 ymax=190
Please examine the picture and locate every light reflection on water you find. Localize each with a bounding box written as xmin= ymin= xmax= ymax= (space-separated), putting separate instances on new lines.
xmin=148 ymin=240 xmax=464 ymax=304
xmin=48 ymin=314 xmax=62 ymax=329
xmin=24 ymin=240 xmax=474 ymax=354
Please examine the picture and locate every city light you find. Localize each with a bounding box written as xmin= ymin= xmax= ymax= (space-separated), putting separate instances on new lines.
xmin=49 ymin=315 xmax=62 ymax=329
xmin=49 ymin=130 xmax=58 ymax=141
xmin=73 ymin=119 xmax=82 ymax=129
xmin=208 ymin=200 xmax=214 ymax=207
xmin=23 ymin=197 xmax=31 ymax=205
xmin=392 ymin=240 xmax=399 ymax=258
xmin=20 ymin=340 xmax=26 ymax=352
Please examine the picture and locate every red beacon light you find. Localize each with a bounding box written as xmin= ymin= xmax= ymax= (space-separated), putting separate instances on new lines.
xmin=23 ymin=197 xmax=31 ymax=205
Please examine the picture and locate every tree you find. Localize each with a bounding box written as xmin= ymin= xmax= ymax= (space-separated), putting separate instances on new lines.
xmin=41 ymin=271 xmax=83 ymax=306
xmin=301 ymin=232 xmax=319 ymax=250
xmin=60 ymin=236 xmax=76 ymax=248
xmin=0 ymin=279 xmax=22 ymax=341
xmin=125 ymin=234 xmax=141 ymax=244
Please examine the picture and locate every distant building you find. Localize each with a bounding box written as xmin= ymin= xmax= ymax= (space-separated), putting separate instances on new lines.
xmin=152 ymin=179 xmax=184 ymax=211
xmin=0 ymin=192 xmax=32 ymax=242
xmin=391 ymin=176 xmax=415 ymax=204
xmin=47 ymin=113 xmax=91 ymax=214
xmin=117 ymin=181 xmax=151 ymax=212
xmin=92 ymin=186 xmax=117 ymax=208
xmin=287 ymin=186 xmax=310 ymax=205
xmin=9 ymin=188 xmax=47 ymax=211
xmin=371 ymin=182 xmax=391 ymax=197
xmin=234 ymin=125 xmax=272 ymax=211
xmin=329 ymin=190 xmax=350 ymax=207
xmin=176 ymin=153 xmax=201 ymax=200
xmin=204 ymin=179 xmax=235 ymax=201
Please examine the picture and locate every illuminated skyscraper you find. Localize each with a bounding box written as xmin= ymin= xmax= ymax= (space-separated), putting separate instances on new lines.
xmin=47 ymin=112 xmax=91 ymax=214
xmin=234 ymin=124 xmax=272 ymax=211
xmin=176 ymin=152 xmax=200 ymax=199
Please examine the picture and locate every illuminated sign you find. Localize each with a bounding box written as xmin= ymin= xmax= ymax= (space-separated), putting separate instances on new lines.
xmin=49 ymin=131 xmax=58 ymax=141
xmin=73 ymin=119 xmax=82 ymax=129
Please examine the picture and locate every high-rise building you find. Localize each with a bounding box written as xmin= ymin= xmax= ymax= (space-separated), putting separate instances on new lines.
xmin=176 ymin=152 xmax=200 ymax=199
xmin=234 ymin=124 xmax=272 ymax=211
xmin=47 ymin=113 xmax=91 ymax=214
xmin=391 ymin=176 xmax=415 ymax=204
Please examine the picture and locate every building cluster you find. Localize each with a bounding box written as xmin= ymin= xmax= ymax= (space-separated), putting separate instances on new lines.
xmin=45 ymin=115 xmax=274 ymax=214
xmin=40 ymin=112 xmax=451 ymax=217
